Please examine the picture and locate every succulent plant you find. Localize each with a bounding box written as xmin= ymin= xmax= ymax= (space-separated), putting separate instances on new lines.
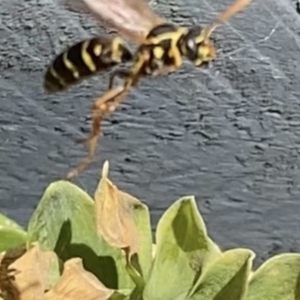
xmin=0 ymin=161 xmax=299 ymax=300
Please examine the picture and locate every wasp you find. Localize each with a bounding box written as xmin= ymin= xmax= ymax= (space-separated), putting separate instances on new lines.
xmin=296 ymin=0 xmax=300 ymax=14
xmin=44 ymin=0 xmax=255 ymax=179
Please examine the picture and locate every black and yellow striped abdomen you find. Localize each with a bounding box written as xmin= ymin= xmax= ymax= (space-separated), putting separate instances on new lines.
xmin=44 ymin=37 xmax=133 ymax=93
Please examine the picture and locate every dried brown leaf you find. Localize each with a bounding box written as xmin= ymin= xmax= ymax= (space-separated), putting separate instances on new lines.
xmin=44 ymin=258 xmax=115 ymax=300
xmin=1 ymin=243 xmax=58 ymax=300
xmin=0 ymin=245 xmax=26 ymax=300
xmin=94 ymin=161 xmax=140 ymax=257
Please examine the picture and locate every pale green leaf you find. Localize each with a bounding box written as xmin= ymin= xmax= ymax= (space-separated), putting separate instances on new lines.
xmin=245 ymin=253 xmax=300 ymax=300
xmin=0 ymin=213 xmax=27 ymax=252
xmin=189 ymin=248 xmax=254 ymax=300
xmin=143 ymin=196 xmax=221 ymax=300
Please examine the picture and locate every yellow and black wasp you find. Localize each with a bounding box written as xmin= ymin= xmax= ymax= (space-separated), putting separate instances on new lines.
xmin=44 ymin=0 xmax=255 ymax=179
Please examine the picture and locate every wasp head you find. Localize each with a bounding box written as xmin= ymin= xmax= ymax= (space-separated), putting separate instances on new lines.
xmin=181 ymin=25 xmax=217 ymax=67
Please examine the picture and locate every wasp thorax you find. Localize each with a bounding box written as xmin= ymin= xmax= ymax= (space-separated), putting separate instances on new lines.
xmin=181 ymin=25 xmax=216 ymax=67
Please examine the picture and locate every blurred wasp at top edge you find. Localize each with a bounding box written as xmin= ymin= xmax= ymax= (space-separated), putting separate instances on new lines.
xmin=296 ymin=0 xmax=300 ymax=14
xmin=44 ymin=0 xmax=255 ymax=179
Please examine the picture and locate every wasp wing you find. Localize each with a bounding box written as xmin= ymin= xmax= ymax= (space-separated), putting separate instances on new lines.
xmin=60 ymin=0 xmax=165 ymax=44
xmin=59 ymin=0 xmax=93 ymax=15
xmin=204 ymin=0 xmax=253 ymax=38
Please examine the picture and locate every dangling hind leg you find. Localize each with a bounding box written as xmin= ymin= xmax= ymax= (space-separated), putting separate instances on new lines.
xmin=64 ymin=61 xmax=143 ymax=179
xmin=64 ymin=85 xmax=129 ymax=179
xmin=64 ymin=113 xmax=102 ymax=180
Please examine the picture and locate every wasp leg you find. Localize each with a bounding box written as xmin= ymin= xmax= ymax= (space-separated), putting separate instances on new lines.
xmin=64 ymin=114 xmax=102 ymax=180
xmin=64 ymin=59 xmax=144 ymax=179
xmin=75 ymin=85 xmax=127 ymax=144
xmin=64 ymin=85 xmax=130 ymax=180
xmin=109 ymin=69 xmax=132 ymax=89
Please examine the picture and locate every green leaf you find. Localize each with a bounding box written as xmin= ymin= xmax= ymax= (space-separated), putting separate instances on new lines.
xmin=27 ymin=180 xmax=135 ymax=290
xmin=189 ymin=248 xmax=254 ymax=300
xmin=245 ymin=253 xmax=300 ymax=300
xmin=46 ymin=251 xmax=62 ymax=289
xmin=130 ymin=201 xmax=153 ymax=280
xmin=109 ymin=290 xmax=130 ymax=300
xmin=143 ymin=196 xmax=221 ymax=300
xmin=0 ymin=213 xmax=27 ymax=252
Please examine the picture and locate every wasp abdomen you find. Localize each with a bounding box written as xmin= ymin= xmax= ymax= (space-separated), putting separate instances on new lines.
xmin=44 ymin=37 xmax=133 ymax=93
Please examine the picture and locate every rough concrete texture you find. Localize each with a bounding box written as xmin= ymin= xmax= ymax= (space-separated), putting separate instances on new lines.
xmin=1 ymin=0 xmax=300 ymax=264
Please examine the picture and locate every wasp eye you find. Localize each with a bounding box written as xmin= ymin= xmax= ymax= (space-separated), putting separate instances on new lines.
xmin=183 ymin=38 xmax=199 ymax=61
xmin=182 ymin=25 xmax=204 ymax=62
xmin=186 ymin=39 xmax=196 ymax=52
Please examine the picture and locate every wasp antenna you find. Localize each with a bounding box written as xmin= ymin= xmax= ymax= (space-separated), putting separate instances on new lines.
xmin=203 ymin=0 xmax=254 ymax=39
